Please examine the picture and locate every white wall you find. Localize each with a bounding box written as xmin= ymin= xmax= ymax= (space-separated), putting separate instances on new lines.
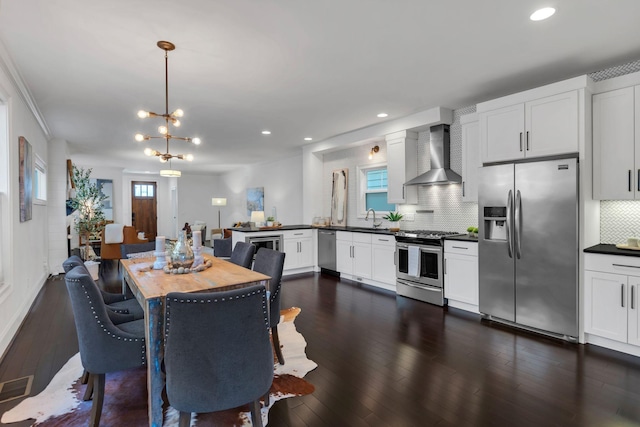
xmin=219 ymin=153 xmax=303 ymax=227
xmin=48 ymin=138 xmax=69 ymax=274
xmin=0 ymin=52 xmax=50 ymax=359
xmin=177 ymin=173 xmax=222 ymax=238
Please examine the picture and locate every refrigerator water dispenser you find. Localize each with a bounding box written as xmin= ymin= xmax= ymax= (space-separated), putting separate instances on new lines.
xmin=483 ymin=206 xmax=507 ymax=241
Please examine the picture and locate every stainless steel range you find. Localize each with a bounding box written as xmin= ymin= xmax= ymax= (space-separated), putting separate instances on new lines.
xmin=395 ymin=230 xmax=460 ymax=306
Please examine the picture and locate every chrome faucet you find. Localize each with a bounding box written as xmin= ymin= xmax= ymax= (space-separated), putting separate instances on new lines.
xmin=365 ymin=208 xmax=383 ymax=228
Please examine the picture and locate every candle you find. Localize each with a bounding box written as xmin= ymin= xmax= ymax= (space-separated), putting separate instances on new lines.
xmin=155 ymin=236 xmax=165 ymax=252
xmin=193 ymin=230 xmax=202 ymax=248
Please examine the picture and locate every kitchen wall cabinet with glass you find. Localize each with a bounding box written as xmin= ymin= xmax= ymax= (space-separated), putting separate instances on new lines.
xmin=444 ymin=240 xmax=478 ymax=313
xmin=477 ymin=76 xmax=588 ymax=164
xmin=460 ymin=113 xmax=480 ymax=202
xmin=584 ymin=253 xmax=640 ymax=357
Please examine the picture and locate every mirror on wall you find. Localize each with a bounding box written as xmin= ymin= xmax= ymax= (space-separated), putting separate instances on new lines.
xmin=92 ymin=178 xmax=113 ymax=220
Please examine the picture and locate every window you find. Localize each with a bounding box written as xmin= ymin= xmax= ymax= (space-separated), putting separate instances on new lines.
xmin=34 ymin=155 xmax=47 ymax=203
xmin=134 ymin=183 xmax=154 ymax=198
xmin=357 ymin=164 xmax=395 ymax=216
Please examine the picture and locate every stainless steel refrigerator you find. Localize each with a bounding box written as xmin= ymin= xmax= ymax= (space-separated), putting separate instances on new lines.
xmin=478 ymin=157 xmax=578 ymax=339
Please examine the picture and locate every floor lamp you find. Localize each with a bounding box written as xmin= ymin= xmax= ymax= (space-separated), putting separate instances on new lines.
xmin=211 ymin=197 xmax=227 ymax=228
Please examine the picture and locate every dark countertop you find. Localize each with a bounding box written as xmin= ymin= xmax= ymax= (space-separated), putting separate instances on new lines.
xmin=445 ymin=234 xmax=478 ymax=242
xmin=229 ymin=224 xmax=396 ymax=235
xmin=584 ymin=243 xmax=640 ymax=257
xmin=229 ymin=224 xmax=313 ymax=232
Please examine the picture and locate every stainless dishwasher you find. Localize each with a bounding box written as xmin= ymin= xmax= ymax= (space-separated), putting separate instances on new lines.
xmin=317 ymin=229 xmax=337 ymax=274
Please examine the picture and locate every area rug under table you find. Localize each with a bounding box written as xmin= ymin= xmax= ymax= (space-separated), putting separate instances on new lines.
xmin=1 ymin=307 xmax=316 ymax=426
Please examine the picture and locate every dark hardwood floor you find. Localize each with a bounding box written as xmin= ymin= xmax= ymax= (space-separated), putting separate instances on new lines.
xmin=3 ymin=261 xmax=640 ymax=426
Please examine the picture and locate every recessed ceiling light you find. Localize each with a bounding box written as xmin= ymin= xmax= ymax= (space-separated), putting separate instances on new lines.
xmin=304 ymin=137 xmax=313 ymax=141
xmin=261 ymin=130 xmax=271 ymax=135
xmin=377 ymin=113 xmax=388 ymax=118
xmin=530 ymin=7 xmax=555 ymax=21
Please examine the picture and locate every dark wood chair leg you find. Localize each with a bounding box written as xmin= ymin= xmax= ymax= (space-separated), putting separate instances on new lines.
xmin=178 ymin=411 xmax=191 ymax=427
xmin=89 ymin=373 xmax=105 ymax=427
xmin=263 ymin=388 xmax=270 ymax=407
xmin=272 ymin=326 xmax=285 ymax=365
xmin=83 ymin=373 xmax=94 ymax=401
xmin=81 ymin=369 xmax=89 ymax=384
xmin=250 ymin=399 xmax=263 ymax=427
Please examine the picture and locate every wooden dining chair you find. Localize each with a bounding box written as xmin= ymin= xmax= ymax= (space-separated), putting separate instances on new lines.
xmin=164 ymin=285 xmax=273 ymax=427
xmin=229 ymin=241 xmax=256 ymax=268
xmin=65 ymin=266 xmax=146 ymax=427
xmin=252 ymin=248 xmax=286 ymax=365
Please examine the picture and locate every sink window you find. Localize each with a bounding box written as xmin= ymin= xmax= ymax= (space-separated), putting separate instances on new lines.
xmin=357 ymin=164 xmax=396 ymax=215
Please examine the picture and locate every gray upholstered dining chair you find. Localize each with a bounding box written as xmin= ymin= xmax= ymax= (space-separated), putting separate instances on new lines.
xmin=229 ymin=241 xmax=256 ymax=268
xmin=65 ymin=266 xmax=146 ymax=427
xmin=62 ymin=255 xmax=144 ymax=320
xmin=212 ymin=236 xmax=232 ymax=258
xmin=164 ymin=285 xmax=273 ymax=427
xmin=252 ymin=248 xmax=286 ymax=365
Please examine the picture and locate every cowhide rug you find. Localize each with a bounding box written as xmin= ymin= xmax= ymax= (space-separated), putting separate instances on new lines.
xmin=1 ymin=307 xmax=316 ymax=426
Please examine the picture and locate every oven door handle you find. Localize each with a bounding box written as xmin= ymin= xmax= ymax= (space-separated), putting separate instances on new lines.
xmin=397 ymin=279 xmax=442 ymax=292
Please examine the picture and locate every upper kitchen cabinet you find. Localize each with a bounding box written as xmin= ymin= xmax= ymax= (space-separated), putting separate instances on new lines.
xmin=386 ymin=130 xmax=418 ymax=204
xmin=478 ymin=76 xmax=587 ymax=164
xmin=460 ymin=113 xmax=480 ymax=202
xmin=592 ymin=86 xmax=638 ymax=200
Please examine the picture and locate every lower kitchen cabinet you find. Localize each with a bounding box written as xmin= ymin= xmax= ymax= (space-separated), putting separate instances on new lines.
xmin=282 ymin=229 xmax=314 ymax=272
xmin=444 ymin=240 xmax=478 ymax=313
xmin=336 ymin=231 xmax=396 ymax=290
xmin=584 ymin=253 xmax=640 ymax=354
xmin=371 ymin=235 xmax=396 ymax=285
xmin=336 ymin=231 xmax=371 ymax=279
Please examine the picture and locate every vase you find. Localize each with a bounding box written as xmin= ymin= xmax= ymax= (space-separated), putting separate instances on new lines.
xmin=171 ymin=231 xmax=194 ymax=269
xmin=389 ymin=221 xmax=400 ymax=232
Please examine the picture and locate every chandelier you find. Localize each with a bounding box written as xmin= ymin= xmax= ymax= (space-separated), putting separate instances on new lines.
xmin=135 ymin=41 xmax=201 ymax=177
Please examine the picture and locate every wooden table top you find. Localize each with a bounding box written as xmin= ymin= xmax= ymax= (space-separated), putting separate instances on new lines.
xmin=121 ymin=254 xmax=270 ymax=300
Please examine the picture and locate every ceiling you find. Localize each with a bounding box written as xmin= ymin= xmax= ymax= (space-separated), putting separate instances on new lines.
xmin=1 ymin=0 xmax=639 ymax=175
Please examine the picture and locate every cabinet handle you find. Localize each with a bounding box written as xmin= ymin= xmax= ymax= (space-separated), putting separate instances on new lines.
xmin=526 ymin=131 xmax=530 ymax=151
xmin=444 ymin=258 xmax=447 ymax=274
xmin=629 ymin=170 xmax=633 ymax=192
xmin=613 ymin=263 xmax=640 ymax=269
xmin=294 ymin=233 xmax=303 ymax=236
xmin=378 ymin=239 xmax=390 ymax=242
xmin=519 ymin=132 xmax=523 ymax=152
xmin=462 ymin=181 xmax=465 ymax=197
xmin=622 ymin=284 xmax=625 ymax=308
xmin=633 ymin=285 xmax=635 ymax=310
xmin=402 ymin=185 xmax=405 ymax=199
xmin=637 ymin=170 xmax=639 ymax=192
xmin=452 ymin=246 xmax=468 ymax=250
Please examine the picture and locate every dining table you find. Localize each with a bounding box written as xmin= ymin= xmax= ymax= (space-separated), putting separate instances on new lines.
xmin=121 ymin=253 xmax=270 ymax=427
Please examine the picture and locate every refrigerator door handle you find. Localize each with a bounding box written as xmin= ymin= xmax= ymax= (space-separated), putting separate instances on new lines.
xmin=506 ymin=190 xmax=513 ymax=258
xmin=515 ymin=190 xmax=522 ymax=259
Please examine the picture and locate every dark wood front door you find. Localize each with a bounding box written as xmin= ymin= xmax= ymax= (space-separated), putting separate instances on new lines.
xmin=131 ymin=181 xmax=157 ymax=241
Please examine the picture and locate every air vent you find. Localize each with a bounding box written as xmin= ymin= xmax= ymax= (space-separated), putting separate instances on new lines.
xmin=0 ymin=375 xmax=33 ymax=403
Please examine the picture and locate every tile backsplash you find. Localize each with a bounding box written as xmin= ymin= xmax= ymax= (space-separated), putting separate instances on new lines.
xmin=600 ymin=201 xmax=640 ymax=244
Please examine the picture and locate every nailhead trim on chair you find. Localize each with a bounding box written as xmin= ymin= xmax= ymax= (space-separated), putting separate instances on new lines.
xmin=68 ymin=278 xmax=146 ymax=364
xmin=165 ymin=287 xmax=270 ymax=339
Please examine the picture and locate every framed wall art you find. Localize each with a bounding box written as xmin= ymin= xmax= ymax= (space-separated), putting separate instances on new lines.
xmin=331 ymin=168 xmax=348 ymax=226
xmin=246 ymin=187 xmax=264 ymax=216
xmin=19 ymin=136 xmax=33 ymax=222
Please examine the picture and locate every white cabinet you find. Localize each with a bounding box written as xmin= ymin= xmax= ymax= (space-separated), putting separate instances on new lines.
xmin=386 ymin=130 xmax=418 ymax=204
xmin=479 ymin=90 xmax=579 ymax=163
xmin=444 ymin=240 xmax=478 ymax=313
xmin=460 ymin=113 xmax=480 ymax=202
xmin=282 ymin=229 xmax=314 ymax=271
xmin=584 ymin=253 xmax=640 ymax=349
xmin=371 ymin=234 xmax=396 ymax=285
xmin=336 ymin=231 xmax=372 ymax=279
xmin=592 ymin=86 xmax=639 ymax=200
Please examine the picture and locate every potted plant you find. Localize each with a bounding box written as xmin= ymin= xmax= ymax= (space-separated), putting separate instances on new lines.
xmin=266 ymin=216 xmax=275 ymax=227
xmin=69 ymin=166 xmax=107 ymax=276
xmin=467 ymin=226 xmax=479 ymax=237
xmin=383 ymin=211 xmax=403 ymax=232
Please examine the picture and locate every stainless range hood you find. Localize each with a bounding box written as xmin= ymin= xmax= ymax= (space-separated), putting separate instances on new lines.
xmin=404 ymin=124 xmax=462 ymax=186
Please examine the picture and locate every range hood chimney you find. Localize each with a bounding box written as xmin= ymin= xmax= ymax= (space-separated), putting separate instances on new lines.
xmin=404 ymin=124 xmax=461 ymax=186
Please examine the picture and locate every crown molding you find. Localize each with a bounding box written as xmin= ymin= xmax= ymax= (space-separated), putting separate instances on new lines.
xmin=0 ymin=37 xmax=51 ymax=138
